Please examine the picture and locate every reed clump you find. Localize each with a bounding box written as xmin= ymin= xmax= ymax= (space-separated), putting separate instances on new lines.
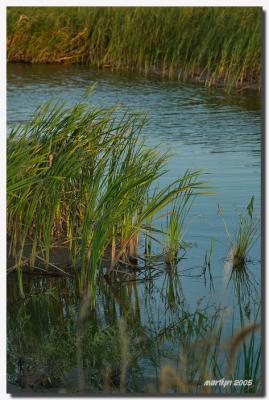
xmin=219 ymin=196 xmax=259 ymax=269
xmin=7 ymin=7 xmax=261 ymax=90
xmin=164 ymin=182 xmax=193 ymax=268
xmin=7 ymin=100 xmax=205 ymax=298
xmin=231 ymin=197 xmax=259 ymax=268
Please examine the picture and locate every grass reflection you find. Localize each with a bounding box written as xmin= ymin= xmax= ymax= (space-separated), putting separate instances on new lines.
xmin=7 ymin=264 xmax=261 ymax=394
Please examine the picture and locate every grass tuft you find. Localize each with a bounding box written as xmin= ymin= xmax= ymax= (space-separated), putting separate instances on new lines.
xmin=219 ymin=196 xmax=260 ymax=269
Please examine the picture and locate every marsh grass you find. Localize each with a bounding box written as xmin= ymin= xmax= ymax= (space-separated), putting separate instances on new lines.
xmin=163 ymin=181 xmax=194 ymax=268
xmin=232 ymin=197 xmax=259 ymax=267
xmin=219 ymin=197 xmax=259 ymax=269
xmin=7 ymin=7 xmax=261 ymax=90
xmin=7 ymin=100 xmax=206 ymax=299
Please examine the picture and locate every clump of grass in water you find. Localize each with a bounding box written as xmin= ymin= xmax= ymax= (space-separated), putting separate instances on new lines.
xmin=219 ymin=196 xmax=260 ymax=269
xmin=164 ymin=179 xmax=194 ymax=268
xmin=7 ymin=100 xmax=206 ymax=300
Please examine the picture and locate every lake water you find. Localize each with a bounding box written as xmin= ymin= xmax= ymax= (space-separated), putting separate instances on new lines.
xmin=7 ymin=63 xmax=262 ymax=394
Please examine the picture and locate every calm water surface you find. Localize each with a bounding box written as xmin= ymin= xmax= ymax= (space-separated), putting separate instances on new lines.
xmin=7 ymin=63 xmax=262 ymax=393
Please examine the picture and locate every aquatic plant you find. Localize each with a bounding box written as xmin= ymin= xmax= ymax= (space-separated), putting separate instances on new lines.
xmin=163 ymin=178 xmax=194 ymax=268
xmin=219 ymin=197 xmax=259 ymax=269
xmin=7 ymin=7 xmax=261 ymax=90
xmin=232 ymin=197 xmax=260 ymax=267
xmin=7 ymin=100 xmax=206 ymax=299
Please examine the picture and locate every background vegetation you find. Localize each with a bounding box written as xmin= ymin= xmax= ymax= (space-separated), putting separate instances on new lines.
xmin=7 ymin=7 xmax=261 ymax=90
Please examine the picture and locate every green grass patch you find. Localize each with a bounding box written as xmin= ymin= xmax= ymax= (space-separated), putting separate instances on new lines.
xmin=7 ymin=7 xmax=261 ymax=90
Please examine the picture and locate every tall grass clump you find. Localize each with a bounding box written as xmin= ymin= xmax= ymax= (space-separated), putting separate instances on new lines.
xmin=7 ymin=100 xmax=206 ymax=299
xmin=164 ymin=179 xmax=193 ymax=268
xmin=7 ymin=7 xmax=261 ymax=90
xmin=219 ymin=196 xmax=260 ymax=269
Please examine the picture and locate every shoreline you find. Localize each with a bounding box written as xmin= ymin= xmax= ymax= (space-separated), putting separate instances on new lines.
xmin=7 ymin=60 xmax=260 ymax=93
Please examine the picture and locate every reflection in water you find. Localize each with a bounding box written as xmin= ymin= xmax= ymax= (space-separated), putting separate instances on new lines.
xmin=226 ymin=264 xmax=261 ymax=390
xmin=7 ymin=266 xmax=261 ymax=394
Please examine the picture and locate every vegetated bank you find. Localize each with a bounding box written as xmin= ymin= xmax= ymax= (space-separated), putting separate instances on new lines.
xmin=7 ymin=7 xmax=261 ymax=91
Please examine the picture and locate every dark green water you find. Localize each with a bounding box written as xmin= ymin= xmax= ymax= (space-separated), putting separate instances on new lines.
xmin=7 ymin=64 xmax=262 ymax=394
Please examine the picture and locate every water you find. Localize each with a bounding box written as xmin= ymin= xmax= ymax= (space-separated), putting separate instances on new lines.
xmin=7 ymin=63 xmax=262 ymax=394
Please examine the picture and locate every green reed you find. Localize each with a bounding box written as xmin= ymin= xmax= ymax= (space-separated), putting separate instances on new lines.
xmin=232 ymin=197 xmax=260 ymax=268
xmin=220 ymin=196 xmax=260 ymax=269
xmin=7 ymin=100 xmax=206 ymax=299
xmin=164 ymin=177 xmax=194 ymax=268
xmin=7 ymin=7 xmax=261 ymax=90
